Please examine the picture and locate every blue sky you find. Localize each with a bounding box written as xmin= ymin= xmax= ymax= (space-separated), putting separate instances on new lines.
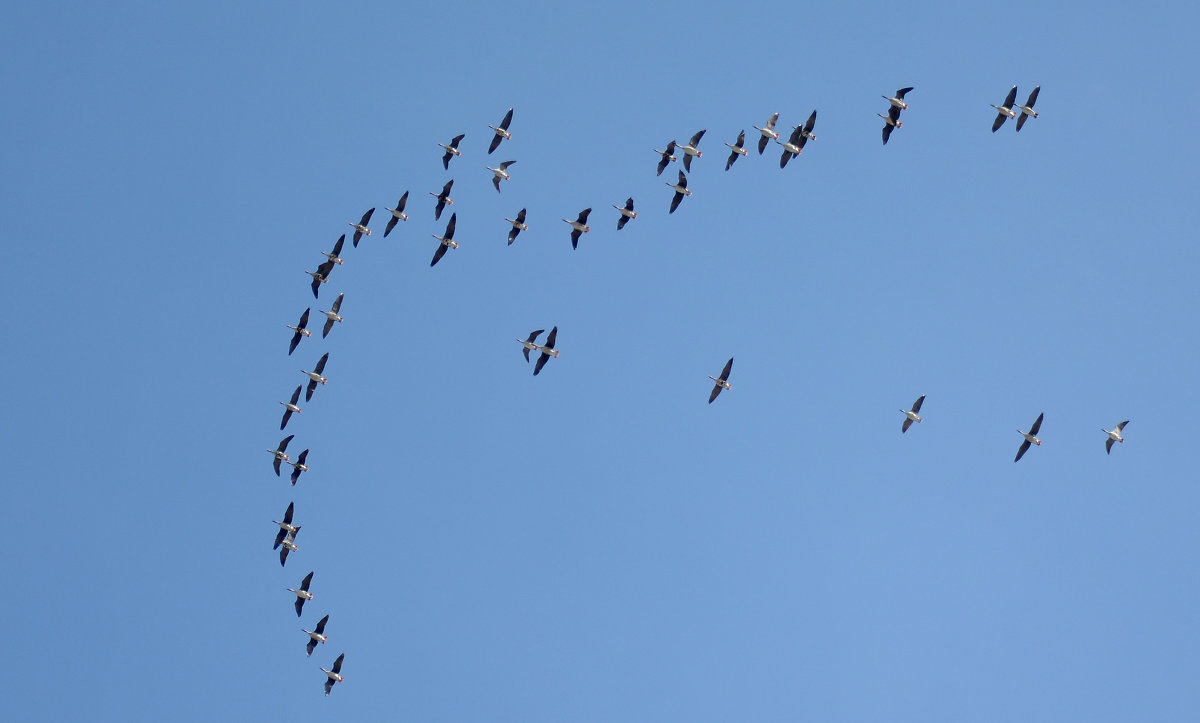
xmin=4 ymin=1 xmax=1199 ymax=720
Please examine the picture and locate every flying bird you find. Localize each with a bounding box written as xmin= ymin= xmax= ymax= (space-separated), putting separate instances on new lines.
xmin=563 ymin=208 xmax=591 ymax=249
xmin=320 ymin=293 xmax=343 ymax=338
xmin=517 ymin=329 xmax=544 ymax=362
xmin=901 ymin=394 xmax=925 ymax=433
xmin=505 ymin=208 xmax=528 ymax=245
xmin=991 ymin=85 xmax=1019 ymax=132
xmin=883 ymin=87 xmax=914 ymax=110
xmin=533 ymin=326 xmax=559 ymax=376
xmin=488 ymin=108 xmax=514 ymax=154
xmin=614 ymin=198 xmax=637 ymax=229
xmin=279 ymin=385 xmax=302 ymax=430
xmin=286 ymin=308 xmax=311 ymax=356
xmin=724 ymin=130 xmax=748 ymax=170
xmin=879 ymin=105 xmax=903 ymax=145
xmin=487 ymin=160 xmax=515 ymax=192
xmin=654 ymin=141 xmax=677 ymax=176
xmin=272 ymin=502 xmax=297 ymax=550
xmin=754 ymin=112 xmax=781 ymax=154
xmin=305 ymin=259 xmax=335 ymax=300
xmin=1102 ymin=420 xmax=1129 ymax=454
xmin=288 ymin=449 xmax=309 ymax=486
xmin=268 ymin=434 xmax=294 ymax=476
xmin=1015 ymin=86 xmax=1041 ymax=131
xmin=321 ymin=234 xmax=346 ymax=266
xmin=677 ymin=129 xmax=706 ymax=172
xmin=288 ymin=571 xmax=314 ymax=617
xmin=430 ymin=180 xmax=454 ymax=220
xmin=302 ymin=352 xmax=329 ymax=402
xmin=430 ymin=213 xmax=458 ymax=267
xmin=708 ymin=357 xmax=734 ymax=403
xmin=1014 ymin=412 xmax=1044 ymax=462
xmin=349 ymin=208 xmax=374 ymax=247
xmin=383 ymin=192 xmax=409 ymax=236
xmin=321 ymin=653 xmax=345 ymax=696
xmin=278 ymin=526 xmax=300 ymax=567
xmin=667 ymin=170 xmax=691 ymax=214
xmin=304 ymin=615 xmax=329 ymax=657
xmin=439 ymin=133 xmax=465 ymax=169
xmin=776 ymin=113 xmax=816 ymax=168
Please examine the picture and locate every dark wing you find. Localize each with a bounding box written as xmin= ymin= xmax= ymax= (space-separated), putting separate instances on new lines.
xmin=324 ymin=679 xmax=334 ymax=696
xmin=298 ymin=308 xmax=310 ymax=330
xmin=492 ymin=176 xmax=501 ymax=193
xmin=804 ymin=110 xmax=817 ymax=134
xmin=274 ymin=527 xmax=286 ymax=550
xmin=315 ymin=614 xmax=329 ymax=635
xmin=294 ymin=449 xmax=308 ymax=467
xmin=273 ymin=456 xmax=282 ymax=476
xmin=289 ymin=385 xmax=302 ymax=405
xmin=689 ymin=129 xmax=706 ymax=146
xmin=735 ymin=129 xmax=745 ymax=147
xmin=283 ymin=501 xmax=294 ymax=525
xmin=307 ymin=638 xmax=318 ymax=657
xmin=544 ymin=327 xmax=557 ymax=349
xmin=1016 ymin=114 xmax=1028 ymax=131
xmin=726 ymin=150 xmax=738 ymax=171
xmin=617 ymin=215 xmax=629 ymax=230
xmin=430 ymin=242 xmax=449 ymax=267
xmin=332 ymin=653 xmax=344 ymax=674
xmin=577 ymin=208 xmax=591 ymax=224
xmin=295 ymin=596 xmax=305 ymax=617
xmin=895 ymin=87 xmax=913 ymax=99
xmin=331 ymin=235 xmax=344 ymax=256
xmin=516 ymin=208 xmax=526 ymax=223
xmin=757 ymin=134 xmax=769 ymax=154
xmin=289 ymin=464 xmax=303 ymax=485
xmin=280 ymin=545 xmax=291 ymax=567
xmin=305 ymin=379 xmax=317 ymax=402
xmin=708 ymin=383 xmax=722 ymax=404
xmin=677 ymin=170 xmax=687 ymax=189
xmin=1116 ymin=420 xmax=1129 ymax=432
xmin=779 ymin=149 xmax=792 ymax=169
xmin=525 ymin=329 xmax=544 ymax=343
xmin=384 ymin=216 xmax=399 ymax=237
xmin=1025 ymin=85 xmax=1040 ymax=107
xmin=522 ymin=346 xmax=531 ymax=362
xmin=570 ymin=228 xmax=581 ymax=249
xmin=310 ymin=275 xmax=320 ymax=299
xmin=397 ymin=190 xmax=409 ymax=212
xmin=683 ymin=153 xmax=692 ymax=172
xmin=488 ymin=133 xmax=502 ymax=154
xmin=280 ymin=409 xmax=293 ymax=431
xmin=992 ymin=111 xmax=1007 ymax=132
xmin=719 ymin=357 xmax=733 ymax=381
xmin=902 ymin=418 xmax=913 ymax=433
xmin=656 ymin=154 xmax=670 ymax=176
xmin=301 ymin=571 xmax=314 ymax=590
xmin=624 ymin=198 xmax=634 ymax=212
xmin=669 ymin=191 xmax=683 ymax=214
xmin=359 ymin=208 xmax=374 ymax=226
xmin=1029 ymin=412 xmax=1044 ymax=436
xmin=500 ymin=160 xmax=515 ymax=170
xmin=1003 ymin=85 xmax=1018 ymax=108
xmin=665 ymin=140 xmax=676 ymax=155
xmin=788 ymin=125 xmax=804 ymax=145
xmin=888 ymin=104 xmax=902 ymax=122
xmin=434 ymin=197 xmax=446 ymax=220
xmin=912 ymin=395 xmax=925 ymax=413
xmin=317 ymin=259 xmax=334 ymax=279
xmin=322 ymin=318 xmax=334 ymax=339
xmin=441 ymin=180 xmax=454 ymax=196
xmin=331 ymin=294 xmax=343 ymax=314
xmin=444 ymin=213 xmax=456 ymax=240
xmin=533 ymin=352 xmax=550 ymax=376
xmin=451 ymin=133 xmax=465 ymax=147
xmin=507 ymin=226 xmax=520 ymax=245
xmin=499 ymin=108 xmax=513 ymax=131
xmin=1105 ymin=437 xmax=1115 ymax=455
xmin=314 ymin=352 xmax=328 ymax=375
xmin=882 ymin=123 xmax=894 ymax=145
xmin=279 ymin=435 xmax=293 ymax=453
xmin=442 ymin=149 xmax=452 ymax=169
xmin=1015 ymin=439 xmax=1031 ymax=463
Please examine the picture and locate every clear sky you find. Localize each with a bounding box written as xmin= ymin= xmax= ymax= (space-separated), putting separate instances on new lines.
xmin=4 ymin=1 xmax=1199 ymax=720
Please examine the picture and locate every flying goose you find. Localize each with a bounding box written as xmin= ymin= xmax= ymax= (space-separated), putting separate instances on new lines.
xmin=349 ymin=208 xmax=374 ymax=248
xmin=879 ymin=105 xmax=903 ymax=145
xmin=667 ymin=170 xmax=691 ymax=214
xmin=488 ymin=108 xmax=514 ymax=154
xmin=563 ymin=208 xmax=591 ymax=249
xmin=1102 ymin=420 xmax=1129 ymax=454
xmin=279 ymin=385 xmax=303 ymax=430
xmin=302 ymin=352 xmax=329 ymax=402
xmin=724 ymin=130 xmax=748 ymax=170
xmin=901 ymin=394 xmax=925 ymax=433
xmin=321 ymin=653 xmax=345 ymax=696
xmin=320 ymin=293 xmax=343 ymax=338
xmin=676 ymin=129 xmax=706 ymax=172
xmin=505 ymin=208 xmax=528 ymax=245
xmin=383 ymin=192 xmax=409 ymax=237
xmin=1014 ymin=412 xmax=1044 ymax=462
xmin=533 ymin=326 xmax=559 ymax=376
xmin=439 ymin=133 xmax=465 ymax=169
xmin=288 ymin=571 xmax=314 ymax=617
xmin=304 ymin=615 xmax=329 ymax=657
xmin=517 ymin=329 xmax=544 ymax=362
xmin=430 ymin=180 xmax=454 ymax=220
xmin=777 ymin=113 xmax=816 ymax=168
xmin=321 ymin=234 xmax=346 ymax=266
xmin=487 ymin=160 xmax=515 ymax=192
xmin=272 ymin=502 xmax=297 ymax=550
xmin=268 ymin=434 xmax=294 ymax=476
xmin=306 ymin=259 xmax=335 ymax=300
xmin=708 ymin=357 xmax=734 ymax=403
xmin=614 ymin=197 xmax=636 ymax=229
xmin=654 ymin=141 xmax=677 ymax=176
xmin=754 ymin=112 xmax=781 ymax=154
xmin=430 ymin=213 xmax=458 ymax=267
xmin=883 ymin=87 xmax=914 ymax=110
xmin=1015 ymin=86 xmax=1040 ymax=131
xmin=991 ymin=85 xmax=1019 ymax=132
xmin=288 ymin=449 xmax=309 ymax=486
xmin=287 ymin=308 xmax=311 ymax=356
xmin=278 ymin=526 xmax=300 ymax=567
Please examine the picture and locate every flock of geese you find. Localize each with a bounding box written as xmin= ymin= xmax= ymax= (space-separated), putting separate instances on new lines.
xmin=263 ymin=85 xmax=1126 ymax=697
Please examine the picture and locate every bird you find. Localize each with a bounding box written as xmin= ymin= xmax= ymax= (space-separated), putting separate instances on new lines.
xmin=278 ymin=526 xmax=300 ymax=567
xmin=272 ymin=502 xmax=298 ymax=550
xmin=883 ymin=87 xmax=914 ymax=110
xmin=1014 ymin=412 xmax=1045 ymax=462
xmin=613 ymin=198 xmax=637 ymax=229
xmin=563 ymin=208 xmax=591 ymax=249
xmin=279 ymin=385 xmax=302 ymax=430
xmin=667 ymin=170 xmax=691 ymax=214
xmin=754 ymin=112 xmax=781 ymax=154
xmin=288 ymin=571 xmax=314 ymax=617
xmin=517 ymin=329 xmax=544 ymax=362
xmin=349 ymin=208 xmax=374 ymax=248
xmin=1015 ymin=86 xmax=1041 ymax=131
xmin=321 ymin=653 xmax=345 ymax=696
xmin=430 ymin=213 xmax=458 ymax=267
xmin=901 ymin=394 xmax=925 ymax=433
xmin=305 ymin=259 xmax=335 ymax=300
xmin=777 ymin=112 xmax=817 ymax=168
xmin=320 ymin=293 xmax=343 ymax=338
xmin=439 ymin=133 xmax=465 ymax=169
xmin=488 ymin=108 xmax=514 ymax=154
xmin=708 ymin=357 xmax=734 ymax=403
xmin=268 ymin=435 xmax=294 ymax=477
xmin=288 ymin=449 xmax=309 ymax=486
xmin=654 ymin=141 xmax=677 ymax=176
xmin=304 ymin=615 xmax=329 ymax=657
xmin=286 ymin=309 xmax=311 ymax=356
xmin=487 ymin=160 xmax=515 ymax=192
xmin=676 ymin=129 xmax=706 ymax=172
xmin=430 ymin=180 xmax=454 ymax=220
xmin=879 ymin=106 xmax=903 ymax=145
xmin=383 ymin=192 xmax=409 ymax=237
xmin=505 ymin=208 xmax=528 ymax=245
xmin=1102 ymin=420 xmax=1129 ymax=454
xmin=533 ymin=326 xmax=559 ymax=376
xmin=724 ymin=130 xmax=748 ymax=170
xmin=991 ymin=85 xmax=1019 ymax=132
xmin=321 ymin=234 xmax=346 ymax=266
xmin=302 ymin=352 xmax=329 ymax=402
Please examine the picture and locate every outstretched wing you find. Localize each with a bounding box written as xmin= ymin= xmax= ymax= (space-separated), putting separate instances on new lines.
xmin=297 ymin=308 xmax=310 ymax=330
xmin=1105 ymin=437 xmax=1115 ymax=455
xmin=397 ymin=190 xmax=409 ymax=212
xmin=492 ymin=176 xmax=501 ymax=193
xmin=912 ymin=395 xmax=925 ymax=413
xmin=430 ymin=242 xmax=449 ymax=267
xmin=577 ymin=208 xmax=591 ymax=224
xmin=895 ymin=87 xmax=913 ymax=99
xmin=1016 ymin=113 xmax=1029 ymax=131
xmin=544 ymin=327 xmax=557 ymax=349
xmin=315 ymin=614 xmax=329 ymax=635
xmin=570 ymin=228 xmax=581 ymax=249
xmin=669 ymin=191 xmax=683 ymax=214
xmin=689 ymin=129 xmax=706 ymax=146
xmin=384 ymin=216 xmax=399 ymax=237
xmin=314 ymin=353 xmax=329 ymax=375
xmin=1003 ymin=85 xmax=1018 ymax=109
xmin=992 ymin=111 xmax=1008 ymax=132
xmin=444 ymin=213 xmax=457 ymax=240
xmin=508 ymin=226 xmax=521 ymax=245
xmin=683 ymin=153 xmax=692 ymax=172
xmin=274 ymin=527 xmax=287 ymax=550
xmin=708 ymin=383 xmax=722 ymax=404
xmin=803 ymin=110 xmax=817 ymax=134
xmin=280 ymin=409 xmax=293 ymax=431
xmin=1025 ymin=86 xmax=1040 ymax=108
xmin=322 ymin=318 xmax=334 ymax=339
xmin=726 ymin=150 xmax=738 ymax=171
xmin=295 ymin=596 xmax=306 ymax=617
xmin=488 ymin=133 xmax=502 ymax=154
xmin=1029 ymin=413 xmax=1044 ymax=436
xmin=332 ymin=293 xmax=343 ymax=312
xmin=331 ymin=234 xmax=344 ymax=256
xmin=779 ymin=149 xmax=792 ymax=169
xmin=1014 ymin=439 xmax=1031 ymax=463
xmin=533 ymin=352 xmax=550 ymax=376
xmin=757 ymin=134 xmax=769 ymax=154
xmin=882 ymin=123 xmax=894 ymax=145
xmin=902 ymin=418 xmax=913 ymax=433
xmin=719 ymin=357 xmax=733 ymax=381
xmin=359 ymin=208 xmax=374 ymax=227
xmin=1115 ymin=420 xmax=1129 ymax=432
xmin=498 ymin=108 xmax=513 ymax=131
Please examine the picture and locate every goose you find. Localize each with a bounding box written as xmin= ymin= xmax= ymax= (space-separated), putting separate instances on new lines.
xmin=286 ymin=309 xmax=311 ymax=356
xmin=302 ymin=352 xmax=329 ymax=402
xmin=901 ymin=394 xmax=925 ymax=433
xmin=321 ymin=653 xmax=345 ymax=696
xmin=654 ymin=141 xmax=677 ymax=176
xmin=268 ymin=435 xmax=294 ymax=476
xmin=883 ymin=87 xmax=914 ymax=110
xmin=288 ymin=449 xmax=309 ymax=486
xmin=321 ymin=234 xmax=346 ymax=266
xmin=614 ymin=197 xmax=636 ymax=229
xmin=991 ymin=85 xmax=1019 ymax=132
xmin=676 ymin=129 xmax=706 ymax=172
xmin=320 ymin=293 xmax=343 ymax=338
xmin=430 ymin=213 xmax=458 ymax=267
xmin=487 ymin=160 xmax=515 ymax=193
xmin=533 ymin=326 xmax=559 ymax=376
xmin=304 ymin=615 xmax=329 ymax=657
xmin=1015 ymin=85 xmax=1040 ymax=131
xmin=273 ymin=502 xmax=298 ymax=550
xmin=878 ymin=106 xmax=903 ymax=145
xmin=279 ymin=385 xmax=302 ymax=431
xmin=708 ymin=357 xmax=734 ymax=403
xmin=517 ymin=329 xmax=544 ymax=362
xmin=288 ymin=571 xmax=314 ymax=617
xmin=305 ymin=260 xmax=335 ymax=300
xmin=1014 ymin=412 xmax=1044 ymax=462
xmin=505 ymin=208 xmax=528 ymax=245
xmin=349 ymin=208 xmax=374 ymax=248
xmin=754 ymin=112 xmax=781 ymax=154
xmin=777 ymin=112 xmax=816 ymax=168
xmin=724 ymin=130 xmax=748 ymax=170
xmin=563 ymin=208 xmax=591 ymax=249
xmin=383 ymin=192 xmax=409 ymax=237
xmin=278 ymin=526 xmax=300 ymax=567
xmin=430 ymin=180 xmax=454 ymax=221
xmin=1102 ymin=420 xmax=1129 ymax=454
xmin=439 ymin=133 xmax=465 ymax=169
xmin=488 ymin=107 xmax=514 ymax=154
xmin=667 ymin=170 xmax=691 ymax=214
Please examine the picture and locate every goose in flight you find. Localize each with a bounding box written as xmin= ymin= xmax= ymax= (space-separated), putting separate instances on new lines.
xmin=667 ymin=170 xmax=691 ymax=214
xmin=991 ymin=85 xmax=1019 ymax=132
xmin=676 ymin=129 xmax=706 ymax=172
xmin=517 ymin=329 xmax=544 ymax=362
xmin=321 ymin=234 xmax=346 ymax=266
xmin=279 ymin=385 xmax=302 ymax=430
xmin=321 ymin=653 xmax=345 ymax=696
xmin=430 ymin=180 xmax=454 ymax=220
xmin=278 ymin=526 xmax=300 ymax=567
xmin=272 ymin=502 xmax=298 ymax=550
xmin=349 ymin=208 xmax=374 ymax=248
xmin=304 ymin=615 xmax=329 ymax=657
xmin=320 ymin=293 xmax=343 ymax=338
xmin=724 ymin=130 xmax=748 ymax=170
xmin=303 ymin=352 xmax=329 ymax=402
xmin=533 ymin=327 xmax=559 ymax=376
xmin=708 ymin=357 xmax=734 ymax=403
xmin=288 ymin=571 xmax=314 ymax=617
xmin=1014 ymin=412 xmax=1044 ymax=462
xmin=305 ymin=259 xmax=335 ymax=300
xmin=268 ymin=435 xmax=294 ymax=476
xmin=505 ymin=208 xmax=528 ymax=245
xmin=901 ymin=394 xmax=925 ymax=433
xmin=778 ymin=110 xmax=817 ymax=166
xmin=883 ymin=87 xmax=914 ymax=110
xmin=563 ymin=208 xmax=591 ymax=249
xmin=614 ymin=197 xmax=637 ymax=229
xmin=1015 ymin=86 xmax=1040 ymax=131
xmin=754 ymin=112 xmax=781 ymax=154
xmin=439 ymin=133 xmax=465 ymax=169
xmin=288 ymin=449 xmax=309 ymax=486
xmin=1102 ymin=420 xmax=1129 ymax=454
xmin=287 ymin=308 xmax=311 ymax=356
xmin=654 ymin=141 xmax=677 ymax=176
xmin=383 ymin=192 xmax=409 ymax=237
xmin=879 ymin=106 xmax=903 ymax=145
xmin=488 ymin=108 xmax=514 ymax=154
xmin=430 ymin=213 xmax=458 ymax=267
xmin=487 ymin=160 xmax=515 ymax=192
